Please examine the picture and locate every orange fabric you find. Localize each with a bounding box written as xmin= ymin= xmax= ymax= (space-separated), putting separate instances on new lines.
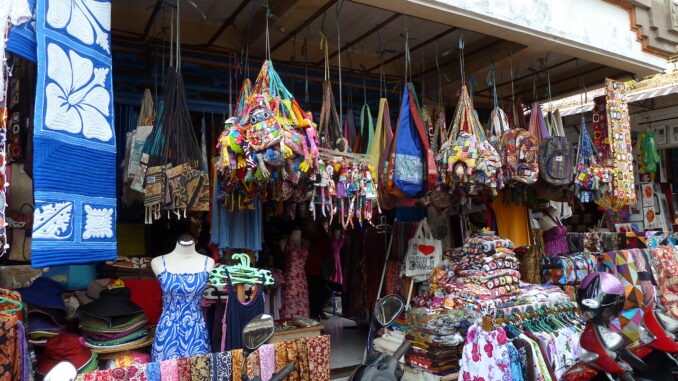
xmin=492 ymin=193 xmax=530 ymax=247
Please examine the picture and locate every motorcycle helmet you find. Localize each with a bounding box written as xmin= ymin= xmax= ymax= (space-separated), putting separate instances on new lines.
xmin=577 ymin=272 xmax=625 ymax=322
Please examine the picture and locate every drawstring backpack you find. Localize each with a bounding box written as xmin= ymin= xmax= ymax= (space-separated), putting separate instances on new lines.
xmin=388 ymin=83 xmax=437 ymax=198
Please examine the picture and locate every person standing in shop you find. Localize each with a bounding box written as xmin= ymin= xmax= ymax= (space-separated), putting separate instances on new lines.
xmin=303 ymin=219 xmax=334 ymax=320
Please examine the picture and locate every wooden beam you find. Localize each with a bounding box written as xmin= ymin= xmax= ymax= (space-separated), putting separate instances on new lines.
xmin=319 ymin=13 xmax=401 ymax=64
xmin=270 ymin=0 xmax=338 ymax=54
xmin=367 ymin=27 xmax=457 ymax=72
xmin=143 ymin=0 xmax=164 ymax=39
xmin=205 ymin=0 xmax=249 ymax=47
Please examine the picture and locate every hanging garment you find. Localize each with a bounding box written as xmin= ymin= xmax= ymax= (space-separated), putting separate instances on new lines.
xmin=281 ymin=243 xmax=310 ymax=319
xmin=152 ymin=256 xmax=210 ymax=361
xmin=210 ymin=178 xmax=263 ymax=251
xmin=459 ymin=324 xmax=512 ymax=381
xmin=0 ymin=312 xmax=20 ymax=380
xmin=542 ymin=214 xmax=568 ymax=256
xmin=493 ymin=192 xmax=530 ymax=247
xmin=223 ymin=268 xmax=265 ymax=351
xmin=31 ymin=0 xmax=117 ymax=267
xmin=329 ymin=236 xmax=344 ymax=285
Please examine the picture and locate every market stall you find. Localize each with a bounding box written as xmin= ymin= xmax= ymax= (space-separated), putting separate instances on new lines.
xmin=1 ymin=0 xmax=678 ymax=380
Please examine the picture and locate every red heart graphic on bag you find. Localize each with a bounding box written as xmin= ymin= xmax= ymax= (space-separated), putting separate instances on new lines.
xmin=418 ymin=244 xmax=435 ymax=256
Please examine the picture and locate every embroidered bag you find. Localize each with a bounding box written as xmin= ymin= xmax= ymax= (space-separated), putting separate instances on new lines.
xmin=500 ymin=126 xmax=539 ymax=185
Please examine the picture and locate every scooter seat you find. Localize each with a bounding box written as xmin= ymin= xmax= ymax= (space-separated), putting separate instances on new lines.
xmin=657 ymin=311 xmax=678 ymax=334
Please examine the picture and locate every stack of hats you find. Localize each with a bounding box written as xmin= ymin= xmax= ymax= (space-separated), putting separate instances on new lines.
xmin=37 ymin=332 xmax=98 ymax=375
xmin=78 ymin=280 xmax=149 ymax=351
xmin=16 ymin=277 xmax=67 ymax=345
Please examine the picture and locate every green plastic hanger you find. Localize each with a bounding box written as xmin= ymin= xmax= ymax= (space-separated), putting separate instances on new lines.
xmin=0 ymin=296 xmax=23 ymax=314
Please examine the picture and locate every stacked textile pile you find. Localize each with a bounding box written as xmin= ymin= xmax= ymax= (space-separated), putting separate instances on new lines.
xmin=78 ymin=283 xmax=149 ymax=351
xmin=17 ymin=277 xmax=67 ymax=345
xmin=404 ymin=308 xmax=481 ymax=377
xmin=374 ymin=317 xmax=407 ymax=356
xmin=431 ymin=233 xmax=522 ymax=314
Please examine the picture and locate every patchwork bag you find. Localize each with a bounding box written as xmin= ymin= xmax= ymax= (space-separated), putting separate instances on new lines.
xmin=500 ymin=127 xmax=539 ymax=185
xmin=438 ymin=85 xmax=503 ymax=193
xmin=487 ymin=106 xmax=509 ymax=152
xmin=540 ymin=252 xmax=597 ymax=285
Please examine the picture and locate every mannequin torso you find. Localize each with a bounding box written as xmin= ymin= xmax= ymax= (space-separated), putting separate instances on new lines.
xmin=538 ymin=207 xmax=562 ymax=232
xmin=151 ymin=242 xmax=215 ymax=276
xmin=279 ymin=229 xmax=308 ymax=252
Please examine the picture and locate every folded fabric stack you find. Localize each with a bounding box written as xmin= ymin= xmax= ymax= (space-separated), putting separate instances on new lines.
xmin=404 ymin=308 xmax=481 ymax=376
xmin=77 ymin=284 xmax=149 ymax=350
xmin=429 ymin=234 xmax=522 ymax=314
xmin=16 ymin=277 xmax=67 ymax=345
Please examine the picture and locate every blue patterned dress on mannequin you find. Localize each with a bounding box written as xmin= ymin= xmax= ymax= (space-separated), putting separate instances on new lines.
xmin=152 ymin=255 xmax=210 ymax=361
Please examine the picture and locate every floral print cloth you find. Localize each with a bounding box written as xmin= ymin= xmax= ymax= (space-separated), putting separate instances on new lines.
xmin=459 ymin=324 xmax=512 ymax=381
xmin=259 ymin=344 xmax=276 ymax=381
xmin=649 ymin=246 xmax=678 ymax=318
xmin=176 ymin=357 xmax=191 ymax=380
xmin=145 ymin=362 xmax=160 ymax=381
xmin=159 ymin=359 xmax=178 ymax=381
xmin=190 ymin=354 xmax=210 ymax=379
xmin=0 ymin=312 xmax=19 ymax=381
xmin=281 ymin=243 xmax=310 ymax=319
xmin=210 ymin=351 xmax=232 ymax=381
xmin=306 ymin=335 xmax=330 ymax=381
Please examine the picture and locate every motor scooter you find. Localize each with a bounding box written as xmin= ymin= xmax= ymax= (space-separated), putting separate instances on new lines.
xmin=240 ymin=313 xmax=295 ymax=381
xmin=350 ymin=294 xmax=411 ymax=381
xmin=560 ymin=272 xmax=648 ymax=381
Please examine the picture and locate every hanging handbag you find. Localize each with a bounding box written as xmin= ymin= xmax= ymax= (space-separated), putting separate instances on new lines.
xmin=538 ymin=105 xmax=574 ymax=187
xmin=404 ymin=218 xmax=442 ymax=277
xmin=371 ymin=99 xmax=397 ymax=210
xmin=390 ymin=83 xmax=437 ymax=198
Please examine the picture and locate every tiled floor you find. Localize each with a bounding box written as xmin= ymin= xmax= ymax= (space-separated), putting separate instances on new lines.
xmin=321 ymin=315 xmax=368 ymax=379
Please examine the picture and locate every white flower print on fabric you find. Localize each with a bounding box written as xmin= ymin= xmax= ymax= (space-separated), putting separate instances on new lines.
xmin=34 ymin=202 xmax=73 ymax=239
xmin=83 ymin=205 xmax=113 ymax=239
xmin=44 ymin=43 xmax=113 ymax=142
xmin=46 ymin=0 xmax=111 ymax=53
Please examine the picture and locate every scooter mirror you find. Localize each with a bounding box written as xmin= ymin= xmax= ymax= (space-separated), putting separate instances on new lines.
xmin=375 ymin=295 xmax=405 ymax=327
xmin=242 ymin=313 xmax=275 ymax=352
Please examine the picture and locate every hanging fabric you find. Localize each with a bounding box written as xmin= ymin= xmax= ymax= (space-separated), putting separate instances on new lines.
xmin=31 ymin=0 xmax=117 ymax=266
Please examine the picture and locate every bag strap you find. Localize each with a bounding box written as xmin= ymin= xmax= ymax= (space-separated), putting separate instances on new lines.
xmin=361 ymin=104 xmax=374 ymax=153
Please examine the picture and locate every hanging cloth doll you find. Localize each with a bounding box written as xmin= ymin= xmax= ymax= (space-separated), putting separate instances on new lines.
xmin=639 ymin=131 xmax=661 ymax=180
